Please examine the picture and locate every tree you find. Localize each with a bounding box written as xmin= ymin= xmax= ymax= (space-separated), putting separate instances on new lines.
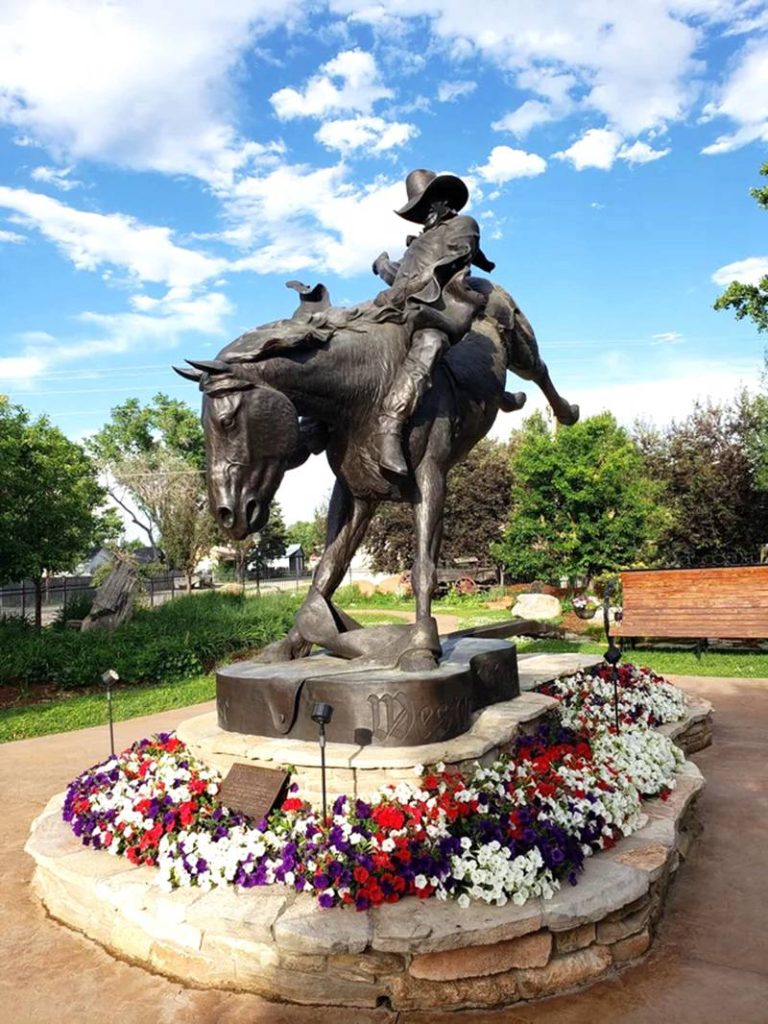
xmin=88 ymin=394 xmax=204 ymax=557
xmin=233 ymin=503 xmax=288 ymax=588
xmin=286 ymin=506 xmax=328 ymax=557
xmin=364 ymin=440 xmax=513 ymax=573
xmin=493 ymin=412 xmax=667 ymax=584
xmin=114 ymin=451 xmax=216 ymax=591
xmin=0 ymin=398 xmax=117 ymax=626
xmin=714 ymin=162 xmax=768 ymax=332
xmin=635 ymin=393 xmax=768 ymax=567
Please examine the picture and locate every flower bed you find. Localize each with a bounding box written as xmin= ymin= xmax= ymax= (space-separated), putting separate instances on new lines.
xmin=63 ymin=664 xmax=687 ymax=914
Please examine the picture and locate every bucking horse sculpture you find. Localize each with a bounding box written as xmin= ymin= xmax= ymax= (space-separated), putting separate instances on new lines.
xmin=176 ymin=170 xmax=577 ymax=672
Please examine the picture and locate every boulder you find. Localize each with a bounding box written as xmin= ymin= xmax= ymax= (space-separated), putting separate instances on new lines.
xmin=511 ymin=593 xmax=562 ymax=621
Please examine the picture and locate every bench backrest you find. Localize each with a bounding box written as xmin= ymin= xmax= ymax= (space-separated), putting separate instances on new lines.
xmin=614 ymin=566 xmax=768 ymax=639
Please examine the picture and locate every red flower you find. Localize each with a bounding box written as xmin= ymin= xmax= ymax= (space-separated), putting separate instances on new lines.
xmin=353 ymin=866 xmax=370 ymax=884
xmin=281 ymin=797 xmax=303 ymax=812
xmin=179 ymin=800 xmax=196 ymax=827
xmin=372 ymin=805 xmax=406 ymax=831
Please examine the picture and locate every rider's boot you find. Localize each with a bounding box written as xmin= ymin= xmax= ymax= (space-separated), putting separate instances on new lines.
xmin=374 ymin=328 xmax=449 ymax=475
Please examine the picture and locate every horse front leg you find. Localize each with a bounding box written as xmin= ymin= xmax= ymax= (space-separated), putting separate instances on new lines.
xmin=256 ymin=480 xmax=373 ymax=662
xmin=398 ymin=458 xmax=444 ymax=671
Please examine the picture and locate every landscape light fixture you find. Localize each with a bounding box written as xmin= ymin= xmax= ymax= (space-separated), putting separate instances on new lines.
xmin=311 ymin=702 xmax=334 ymax=822
xmin=601 ymin=580 xmax=623 ymax=732
xmin=100 ymin=669 xmax=119 ymax=757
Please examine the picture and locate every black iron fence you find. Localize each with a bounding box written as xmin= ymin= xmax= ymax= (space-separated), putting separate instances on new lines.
xmin=0 ymin=572 xmax=189 ymax=622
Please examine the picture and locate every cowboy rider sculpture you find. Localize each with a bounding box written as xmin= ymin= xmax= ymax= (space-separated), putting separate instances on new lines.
xmin=370 ymin=168 xmax=495 ymax=475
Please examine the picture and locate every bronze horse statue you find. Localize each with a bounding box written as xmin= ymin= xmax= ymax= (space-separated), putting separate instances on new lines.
xmin=176 ymin=278 xmax=577 ymax=671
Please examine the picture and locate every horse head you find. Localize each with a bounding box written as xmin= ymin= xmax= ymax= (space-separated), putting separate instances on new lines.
xmin=174 ymin=359 xmax=299 ymax=540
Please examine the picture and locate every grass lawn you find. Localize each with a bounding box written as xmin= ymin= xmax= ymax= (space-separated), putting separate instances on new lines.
xmin=516 ymin=637 xmax=768 ymax=679
xmin=3 ymin=602 xmax=766 ymax=744
xmin=0 ymin=674 xmax=215 ymax=744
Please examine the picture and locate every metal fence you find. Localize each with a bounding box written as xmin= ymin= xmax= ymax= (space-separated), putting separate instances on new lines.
xmin=0 ymin=572 xmax=188 ymax=623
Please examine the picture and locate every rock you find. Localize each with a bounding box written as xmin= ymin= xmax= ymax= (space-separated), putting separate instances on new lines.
xmin=329 ymin=951 xmax=405 ymax=981
xmin=542 ymin=859 xmax=648 ymax=931
xmin=378 ymin=574 xmax=410 ymax=595
xmin=390 ymin=969 xmax=519 ymax=1011
xmin=355 ymin=579 xmax=377 ymax=597
xmin=596 ymin=905 xmax=650 ymax=944
xmin=372 ymin=896 xmax=542 ymax=954
xmin=610 ymin=928 xmax=651 ymax=963
xmin=555 ymin=923 xmax=596 ymax=954
xmin=614 ymin=842 xmax=670 ymax=882
xmin=272 ymin=897 xmax=371 ymax=955
xmin=511 ymin=593 xmax=562 ymax=621
xmin=409 ymin=930 xmax=552 ymax=980
xmin=516 ymin=945 xmax=612 ymax=999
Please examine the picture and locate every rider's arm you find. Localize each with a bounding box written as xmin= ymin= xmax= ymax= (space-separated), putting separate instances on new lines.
xmin=372 ymin=251 xmax=401 ymax=285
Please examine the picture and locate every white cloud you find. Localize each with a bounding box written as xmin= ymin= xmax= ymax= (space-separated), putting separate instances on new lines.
xmin=711 ymin=256 xmax=768 ymax=287
xmin=493 ymin=100 xmax=555 ymax=137
xmin=0 ymin=0 xmax=292 ymax=186
xmin=555 ymin=129 xmax=669 ymax=170
xmin=652 ymin=331 xmax=684 ymax=344
xmin=618 ymin=140 xmax=671 ymax=164
xmin=0 ymin=186 xmax=227 ymax=289
xmin=554 ymin=129 xmax=623 ymax=171
xmin=314 ymin=115 xmax=417 ymax=154
xmin=473 ymin=145 xmax=547 ymax=184
xmin=226 ymin=163 xmax=409 ymax=277
xmin=0 ymin=355 xmax=46 ymax=381
xmin=436 ymin=80 xmax=476 ymax=102
xmin=270 ymin=49 xmax=391 ymax=121
xmin=30 ymin=165 xmax=81 ymax=191
xmin=331 ymin=0 xmax=709 ymax=136
xmin=0 ymin=227 xmax=26 ymax=243
xmin=701 ymin=39 xmax=768 ymax=153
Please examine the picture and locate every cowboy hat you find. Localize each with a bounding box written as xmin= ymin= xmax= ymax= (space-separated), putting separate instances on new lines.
xmin=395 ymin=168 xmax=469 ymax=223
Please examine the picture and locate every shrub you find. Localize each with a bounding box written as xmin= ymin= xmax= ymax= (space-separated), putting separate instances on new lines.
xmin=0 ymin=591 xmax=298 ymax=692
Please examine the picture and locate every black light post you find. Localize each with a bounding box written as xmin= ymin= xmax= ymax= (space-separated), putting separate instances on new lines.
xmin=101 ymin=669 xmax=119 ymax=757
xmin=311 ymin=702 xmax=334 ymax=822
xmin=602 ymin=580 xmax=622 ymax=732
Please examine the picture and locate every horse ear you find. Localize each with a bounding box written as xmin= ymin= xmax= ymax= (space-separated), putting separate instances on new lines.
xmin=173 ymin=365 xmax=203 ymax=382
xmin=186 ymin=358 xmax=230 ymax=373
xmin=251 ymin=386 xmax=300 ymax=458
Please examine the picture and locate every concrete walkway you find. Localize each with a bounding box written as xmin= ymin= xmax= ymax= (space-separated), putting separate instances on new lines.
xmin=1 ymin=675 xmax=767 ymax=1024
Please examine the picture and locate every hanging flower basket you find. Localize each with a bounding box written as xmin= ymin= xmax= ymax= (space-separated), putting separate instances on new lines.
xmin=572 ymin=595 xmax=601 ymax=620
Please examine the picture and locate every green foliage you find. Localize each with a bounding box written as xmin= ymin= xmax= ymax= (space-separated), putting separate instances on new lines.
xmin=50 ymin=592 xmax=95 ymax=628
xmin=0 ymin=674 xmax=216 ymax=744
xmin=635 ymin=394 xmax=767 ymax=566
xmin=88 ymin=393 xmax=205 ymax=468
xmin=0 ymin=399 xmax=114 ymax=604
xmin=365 ymin=439 xmax=513 ymax=572
xmin=88 ymin=393 xmax=206 ymax=558
xmin=286 ymin=513 xmax=326 ymax=556
xmin=333 ymin=584 xmax=407 ymax=607
xmin=493 ymin=412 xmax=667 ymax=583
xmin=0 ymin=591 xmax=298 ymax=693
xmin=714 ymin=163 xmax=768 ymax=333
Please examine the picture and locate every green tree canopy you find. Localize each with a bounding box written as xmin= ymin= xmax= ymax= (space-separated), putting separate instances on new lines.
xmin=89 ymin=393 xmax=205 ymax=558
xmin=635 ymin=393 xmax=768 ymax=567
xmin=714 ymin=162 xmax=768 ymax=332
xmin=365 ymin=439 xmax=513 ymax=573
xmin=492 ymin=412 xmax=666 ymax=584
xmin=0 ymin=398 xmax=117 ymax=625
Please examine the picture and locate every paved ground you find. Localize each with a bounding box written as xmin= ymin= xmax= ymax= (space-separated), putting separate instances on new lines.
xmin=1 ymin=674 xmax=766 ymax=1024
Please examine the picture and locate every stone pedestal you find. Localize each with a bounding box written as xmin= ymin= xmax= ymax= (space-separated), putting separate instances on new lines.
xmin=178 ymin=691 xmax=557 ymax=804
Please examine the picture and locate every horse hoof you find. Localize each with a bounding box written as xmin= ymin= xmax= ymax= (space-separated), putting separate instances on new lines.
xmin=501 ymin=390 xmax=527 ymax=412
xmin=397 ymin=649 xmax=440 ymax=672
xmin=558 ymin=403 xmax=580 ymax=426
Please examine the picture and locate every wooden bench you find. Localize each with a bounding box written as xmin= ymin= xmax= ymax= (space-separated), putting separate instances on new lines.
xmin=613 ymin=565 xmax=768 ymax=645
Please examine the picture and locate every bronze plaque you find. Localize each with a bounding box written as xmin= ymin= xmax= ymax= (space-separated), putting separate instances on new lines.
xmin=218 ymin=763 xmax=290 ymax=823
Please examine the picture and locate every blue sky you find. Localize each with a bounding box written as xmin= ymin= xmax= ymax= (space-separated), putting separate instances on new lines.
xmin=1 ymin=0 xmax=767 ymax=524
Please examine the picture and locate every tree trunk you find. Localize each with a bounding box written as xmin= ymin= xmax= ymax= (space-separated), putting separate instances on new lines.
xmin=33 ymin=576 xmax=43 ymax=630
xmin=185 ymin=570 xmax=193 ymax=593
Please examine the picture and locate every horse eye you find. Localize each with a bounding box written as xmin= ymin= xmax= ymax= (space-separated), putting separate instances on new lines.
xmin=221 ymin=415 xmax=235 ymax=430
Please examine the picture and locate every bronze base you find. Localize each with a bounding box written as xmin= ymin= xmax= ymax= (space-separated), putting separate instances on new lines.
xmin=217 ymin=635 xmax=520 ymax=747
